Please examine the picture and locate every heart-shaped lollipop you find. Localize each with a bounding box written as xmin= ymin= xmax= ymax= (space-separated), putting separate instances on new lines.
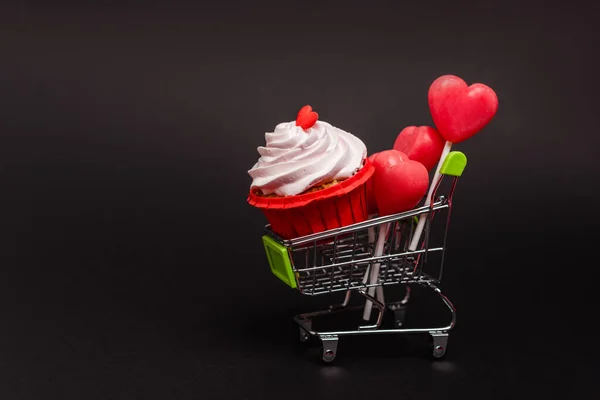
xmin=408 ymin=75 xmax=498 ymax=251
xmin=393 ymin=125 xmax=445 ymax=171
xmin=295 ymin=105 xmax=319 ymax=130
xmin=362 ymin=149 xmax=429 ymax=321
xmin=371 ymin=150 xmax=429 ymax=216
xmin=428 ymin=75 xmax=498 ymax=143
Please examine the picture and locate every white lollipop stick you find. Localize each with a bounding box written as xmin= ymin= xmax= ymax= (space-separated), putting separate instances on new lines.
xmin=367 ymin=226 xmax=376 ymax=244
xmin=366 ymin=215 xmax=384 ymax=302
xmin=363 ymin=223 xmax=389 ymax=321
xmin=361 ymin=268 xmax=385 ymax=301
xmin=365 ymin=219 xmax=375 ymax=283
xmin=361 ymin=265 xmax=385 ymax=302
xmin=408 ymin=141 xmax=452 ymax=251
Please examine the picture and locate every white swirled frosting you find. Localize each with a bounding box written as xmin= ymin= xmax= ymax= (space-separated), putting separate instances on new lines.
xmin=248 ymin=120 xmax=367 ymax=196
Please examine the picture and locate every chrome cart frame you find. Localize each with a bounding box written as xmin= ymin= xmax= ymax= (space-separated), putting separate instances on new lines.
xmin=261 ymin=151 xmax=467 ymax=363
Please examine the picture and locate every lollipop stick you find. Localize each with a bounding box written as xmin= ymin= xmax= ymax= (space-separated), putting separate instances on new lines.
xmin=364 ymin=217 xmax=384 ymax=303
xmin=368 ymin=226 xmax=376 ymax=244
xmin=363 ymin=223 xmax=389 ymax=321
xmin=361 ymin=268 xmax=385 ymax=301
xmin=364 ymin=223 xmax=376 ymax=292
xmin=408 ymin=141 xmax=452 ymax=251
xmin=362 ymin=272 xmax=385 ymax=302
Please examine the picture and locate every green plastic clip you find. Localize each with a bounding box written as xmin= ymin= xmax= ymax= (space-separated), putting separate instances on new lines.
xmin=262 ymin=235 xmax=297 ymax=289
xmin=440 ymin=151 xmax=467 ymax=177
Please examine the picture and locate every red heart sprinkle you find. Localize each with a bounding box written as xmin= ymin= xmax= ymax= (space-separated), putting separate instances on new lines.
xmin=296 ymin=105 xmax=319 ymax=130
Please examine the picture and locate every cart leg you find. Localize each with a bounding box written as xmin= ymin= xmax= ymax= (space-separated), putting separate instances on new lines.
xmin=389 ymin=303 xmax=408 ymax=328
xmin=430 ymin=332 xmax=448 ymax=359
xmin=329 ymin=290 xmax=352 ymax=311
xmin=401 ymin=284 xmax=411 ymax=305
xmin=387 ymin=284 xmax=411 ymax=327
xmin=319 ymin=335 xmax=339 ymax=363
xmin=357 ymin=289 xmax=385 ymax=330
xmin=299 ymin=320 xmax=312 ymax=343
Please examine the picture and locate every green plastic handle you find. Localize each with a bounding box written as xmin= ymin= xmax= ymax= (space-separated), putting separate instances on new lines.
xmin=262 ymin=235 xmax=297 ymax=289
xmin=440 ymin=151 xmax=467 ymax=177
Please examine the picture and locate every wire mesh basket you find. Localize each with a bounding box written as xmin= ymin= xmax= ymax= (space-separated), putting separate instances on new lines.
xmin=261 ymin=151 xmax=467 ymax=363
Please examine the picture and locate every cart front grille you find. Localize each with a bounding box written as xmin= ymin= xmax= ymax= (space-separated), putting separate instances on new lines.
xmin=289 ymin=215 xmax=446 ymax=295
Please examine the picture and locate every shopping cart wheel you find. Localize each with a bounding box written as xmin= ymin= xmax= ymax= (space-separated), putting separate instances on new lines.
xmin=430 ymin=332 xmax=448 ymax=359
xmin=319 ymin=335 xmax=339 ymax=363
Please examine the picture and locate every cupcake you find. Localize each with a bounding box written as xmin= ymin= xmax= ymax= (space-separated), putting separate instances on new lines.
xmin=247 ymin=105 xmax=375 ymax=239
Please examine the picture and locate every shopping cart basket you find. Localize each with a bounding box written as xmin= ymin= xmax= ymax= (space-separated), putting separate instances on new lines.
xmin=261 ymin=151 xmax=467 ymax=363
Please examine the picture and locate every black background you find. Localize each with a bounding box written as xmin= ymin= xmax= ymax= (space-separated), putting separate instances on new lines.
xmin=1 ymin=0 xmax=599 ymax=398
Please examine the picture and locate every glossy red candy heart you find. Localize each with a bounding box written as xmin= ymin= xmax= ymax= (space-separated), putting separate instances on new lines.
xmin=393 ymin=125 xmax=445 ymax=171
xmin=371 ymin=150 xmax=429 ymax=216
xmin=295 ymin=105 xmax=319 ymax=130
xmin=428 ymin=75 xmax=498 ymax=144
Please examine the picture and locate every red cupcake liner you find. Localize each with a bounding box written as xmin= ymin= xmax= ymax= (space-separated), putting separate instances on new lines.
xmin=247 ymin=158 xmax=375 ymax=239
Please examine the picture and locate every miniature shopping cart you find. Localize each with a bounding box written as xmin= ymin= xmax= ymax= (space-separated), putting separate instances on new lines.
xmin=261 ymin=151 xmax=467 ymax=363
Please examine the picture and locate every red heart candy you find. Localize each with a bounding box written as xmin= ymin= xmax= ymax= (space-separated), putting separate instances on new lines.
xmin=295 ymin=105 xmax=319 ymax=130
xmin=393 ymin=125 xmax=445 ymax=171
xmin=371 ymin=150 xmax=429 ymax=216
xmin=428 ymin=75 xmax=498 ymax=144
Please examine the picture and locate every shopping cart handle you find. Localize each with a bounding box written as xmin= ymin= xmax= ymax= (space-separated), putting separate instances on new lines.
xmin=439 ymin=151 xmax=467 ymax=177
